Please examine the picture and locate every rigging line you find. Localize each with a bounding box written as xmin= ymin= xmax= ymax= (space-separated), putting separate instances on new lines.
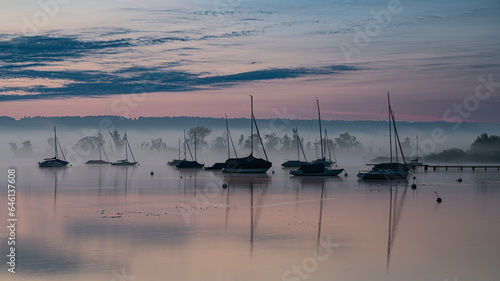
xmin=297 ymin=130 xmax=308 ymax=162
xmin=100 ymin=131 xmax=110 ymax=162
xmin=56 ymin=136 xmax=66 ymax=161
xmin=186 ymin=137 xmax=194 ymax=161
xmin=328 ymin=132 xmax=338 ymax=163
xmin=226 ymin=115 xmax=239 ymax=158
xmin=391 ymin=108 xmax=407 ymax=164
xmin=126 ymin=134 xmax=136 ymax=162
xmin=253 ymin=116 xmax=269 ymax=161
xmin=306 ymin=101 xmax=317 ymax=145
xmin=229 ymin=130 xmax=238 ymax=158
xmin=369 ymin=96 xmax=387 ymax=156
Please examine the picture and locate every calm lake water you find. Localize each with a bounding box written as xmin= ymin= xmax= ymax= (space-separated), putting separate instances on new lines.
xmin=1 ymin=163 xmax=500 ymax=281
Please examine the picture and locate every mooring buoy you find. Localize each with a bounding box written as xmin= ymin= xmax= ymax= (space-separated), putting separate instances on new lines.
xmin=434 ymin=191 xmax=442 ymax=203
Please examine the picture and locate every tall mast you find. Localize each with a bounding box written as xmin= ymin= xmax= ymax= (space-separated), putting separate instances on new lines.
xmin=54 ymin=126 xmax=58 ymax=158
xmin=390 ymin=107 xmax=407 ymax=164
xmin=416 ymin=136 xmax=419 ymax=160
xmin=317 ymin=98 xmax=324 ymax=160
xmin=194 ymin=131 xmax=197 ymax=161
xmin=296 ymin=127 xmax=307 ymax=162
xmin=225 ymin=114 xmax=230 ymax=158
xmin=388 ymin=92 xmax=393 ymax=163
xmin=178 ymin=138 xmax=181 ymax=159
xmin=99 ymin=131 xmax=109 ymax=162
xmin=325 ymin=130 xmax=332 ymax=161
xmin=98 ymin=131 xmax=102 ymax=160
xmin=124 ymin=131 xmax=128 ymax=161
xmin=126 ymin=132 xmax=136 ymax=162
xmin=315 ymin=140 xmax=318 ymax=159
xmin=250 ymin=95 xmax=253 ymax=155
xmin=183 ymin=131 xmax=187 ymax=160
xmin=394 ymin=109 xmax=399 ymax=162
xmin=296 ymin=128 xmax=300 ymax=161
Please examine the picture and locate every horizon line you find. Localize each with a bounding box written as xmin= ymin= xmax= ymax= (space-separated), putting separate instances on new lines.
xmin=1 ymin=114 xmax=497 ymax=124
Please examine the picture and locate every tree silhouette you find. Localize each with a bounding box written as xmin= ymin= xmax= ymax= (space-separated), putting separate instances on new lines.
xmin=334 ymin=132 xmax=362 ymax=151
xmin=212 ymin=135 xmax=228 ymax=152
xmin=470 ymin=133 xmax=500 ymax=153
xmin=186 ymin=126 xmax=212 ymax=152
xmin=264 ymin=133 xmax=280 ymax=151
xmin=109 ymin=130 xmax=124 ymax=152
xmin=75 ymin=136 xmax=100 ymax=155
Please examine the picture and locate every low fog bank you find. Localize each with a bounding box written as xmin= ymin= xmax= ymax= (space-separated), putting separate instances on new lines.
xmin=1 ymin=116 xmax=499 ymax=165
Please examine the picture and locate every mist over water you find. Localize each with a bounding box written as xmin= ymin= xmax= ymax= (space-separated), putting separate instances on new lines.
xmin=2 ymin=117 xmax=499 ymax=166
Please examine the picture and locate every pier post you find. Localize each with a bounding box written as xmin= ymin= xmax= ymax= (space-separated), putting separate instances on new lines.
xmin=472 ymin=167 xmax=475 ymax=171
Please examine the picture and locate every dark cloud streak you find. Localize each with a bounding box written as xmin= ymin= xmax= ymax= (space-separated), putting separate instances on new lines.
xmin=0 ymin=34 xmax=358 ymax=101
xmin=0 ymin=65 xmax=358 ymax=101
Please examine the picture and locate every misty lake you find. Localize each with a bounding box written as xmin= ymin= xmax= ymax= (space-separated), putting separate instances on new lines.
xmin=1 ymin=163 xmax=500 ymax=281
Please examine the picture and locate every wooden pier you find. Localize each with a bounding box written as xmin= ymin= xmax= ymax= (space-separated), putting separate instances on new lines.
xmin=414 ymin=165 xmax=500 ymax=171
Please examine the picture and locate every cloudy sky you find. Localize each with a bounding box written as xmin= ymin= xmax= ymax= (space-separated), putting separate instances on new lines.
xmin=0 ymin=0 xmax=499 ymax=122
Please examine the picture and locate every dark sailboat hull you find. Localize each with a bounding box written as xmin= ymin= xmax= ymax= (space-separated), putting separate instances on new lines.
xmin=222 ymin=155 xmax=272 ymax=173
xmin=281 ymin=160 xmax=309 ymax=167
xmin=85 ymin=160 xmax=110 ymax=164
xmin=357 ymin=163 xmax=410 ymax=179
xmin=204 ymin=162 xmax=226 ymax=170
xmin=110 ymin=160 xmax=138 ymax=166
xmin=38 ymin=158 xmax=69 ymax=167
xmin=289 ymin=163 xmax=343 ymax=176
xmin=167 ymin=159 xmax=182 ymax=166
xmin=176 ymin=160 xmax=204 ymax=169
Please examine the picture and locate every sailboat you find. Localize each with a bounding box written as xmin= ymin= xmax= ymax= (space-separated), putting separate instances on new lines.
xmin=410 ymin=136 xmax=423 ymax=166
xmin=357 ymin=93 xmax=411 ymax=179
xmin=110 ymin=131 xmax=138 ymax=166
xmin=38 ymin=126 xmax=69 ymax=167
xmin=205 ymin=115 xmax=238 ymax=170
xmin=167 ymin=138 xmax=182 ymax=166
xmin=281 ymin=127 xmax=309 ymax=167
xmin=310 ymin=99 xmax=334 ymax=167
xmin=222 ymin=96 xmax=272 ymax=173
xmin=290 ymin=99 xmax=343 ymax=176
xmin=85 ymin=131 xmax=110 ymax=164
xmin=289 ymin=162 xmax=344 ymax=176
xmin=176 ymin=130 xmax=204 ymax=169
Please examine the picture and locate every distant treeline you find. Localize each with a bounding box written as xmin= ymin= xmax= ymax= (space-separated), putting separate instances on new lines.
xmin=1 ymin=115 xmax=498 ymax=136
xmin=425 ymin=134 xmax=500 ymax=163
xmin=8 ymin=125 xmax=365 ymax=158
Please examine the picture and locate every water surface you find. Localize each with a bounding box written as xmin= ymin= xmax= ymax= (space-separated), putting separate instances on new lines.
xmin=1 ymin=164 xmax=499 ymax=281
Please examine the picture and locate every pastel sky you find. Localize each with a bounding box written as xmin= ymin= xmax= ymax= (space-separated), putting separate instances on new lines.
xmin=0 ymin=0 xmax=499 ymax=122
